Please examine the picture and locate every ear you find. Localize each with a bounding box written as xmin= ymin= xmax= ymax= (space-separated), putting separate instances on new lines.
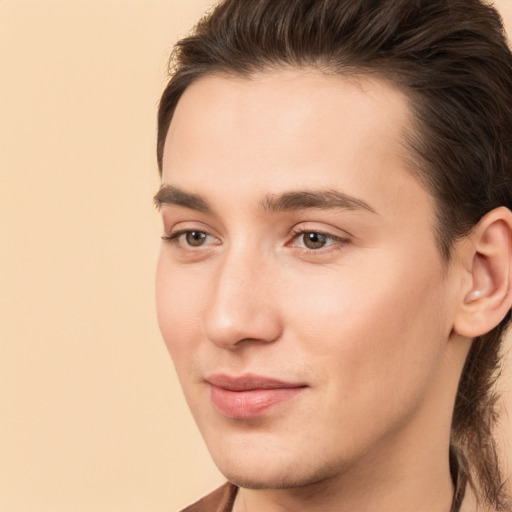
xmin=453 ymin=207 xmax=512 ymax=338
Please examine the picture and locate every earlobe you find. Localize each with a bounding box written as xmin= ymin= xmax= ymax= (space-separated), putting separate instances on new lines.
xmin=454 ymin=207 xmax=512 ymax=338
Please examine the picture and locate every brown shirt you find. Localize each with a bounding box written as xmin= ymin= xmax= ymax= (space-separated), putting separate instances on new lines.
xmin=180 ymin=448 xmax=468 ymax=512
xmin=180 ymin=483 xmax=238 ymax=512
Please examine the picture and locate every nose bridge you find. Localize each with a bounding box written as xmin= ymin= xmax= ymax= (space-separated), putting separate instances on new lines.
xmin=205 ymin=241 xmax=281 ymax=348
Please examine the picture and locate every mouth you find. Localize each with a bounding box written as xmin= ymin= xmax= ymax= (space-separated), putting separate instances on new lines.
xmin=206 ymin=374 xmax=308 ymax=420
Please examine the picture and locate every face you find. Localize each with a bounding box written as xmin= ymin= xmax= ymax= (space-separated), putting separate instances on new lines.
xmin=156 ymin=70 xmax=460 ymax=489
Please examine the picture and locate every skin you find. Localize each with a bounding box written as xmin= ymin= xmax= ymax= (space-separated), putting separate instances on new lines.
xmin=155 ymin=69 xmax=509 ymax=512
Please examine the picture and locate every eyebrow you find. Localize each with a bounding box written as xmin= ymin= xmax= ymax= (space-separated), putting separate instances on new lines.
xmin=154 ymin=184 xmax=377 ymax=215
xmin=154 ymin=185 xmax=211 ymax=213
xmin=261 ymin=189 xmax=377 ymax=214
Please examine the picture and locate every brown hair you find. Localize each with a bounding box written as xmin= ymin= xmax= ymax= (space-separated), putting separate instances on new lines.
xmin=157 ymin=0 xmax=512 ymax=508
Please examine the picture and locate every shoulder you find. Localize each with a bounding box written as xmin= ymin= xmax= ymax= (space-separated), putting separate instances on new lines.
xmin=179 ymin=483 xmax=238 ymax=512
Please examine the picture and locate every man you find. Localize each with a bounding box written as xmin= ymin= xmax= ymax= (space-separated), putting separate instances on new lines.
xmin=154 ymin=1 xmax=512 ymax=511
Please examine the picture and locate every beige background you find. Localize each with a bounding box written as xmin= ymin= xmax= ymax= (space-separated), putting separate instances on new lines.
xmin=1 ymin=1 xmax=511 ymax=511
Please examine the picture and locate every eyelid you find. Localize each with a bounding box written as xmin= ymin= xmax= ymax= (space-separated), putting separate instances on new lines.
xmin=160 ymin=221 xmax=351 ymax=254
xmin=287 ymin=224 xmax=352 ymax=253
xmin=162 ymin=219 xmax=216 ymax=237
xmin=289 ymin=222 xmax=352 ymax=240
xmin=162 ymin=229 xmax=219 ymax=242
xmin=161 ymin=221 xmax=221 ymax=248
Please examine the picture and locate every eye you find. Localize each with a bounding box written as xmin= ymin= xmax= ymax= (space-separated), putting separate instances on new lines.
xmin=162 ymin=229 xmax=218 ymax=248
xmin=290 ymin=230 xmax=349 ymax=251
xmin=183 ymin=230 xmax=208 ymax=247
xmin=300 ymin=232 xmax=329 ymax=249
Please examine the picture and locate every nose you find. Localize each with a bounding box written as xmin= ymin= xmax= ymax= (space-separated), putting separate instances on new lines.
xmin=205 ymin=250 xmax=283 ymax=349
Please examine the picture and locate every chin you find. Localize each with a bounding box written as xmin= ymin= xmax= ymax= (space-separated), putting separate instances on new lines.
xmin=214 ymin=455 xmax=340 ymax=490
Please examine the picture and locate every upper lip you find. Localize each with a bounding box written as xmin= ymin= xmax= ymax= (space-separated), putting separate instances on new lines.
xmin=206 ymin=373 xmax=307 ymax=391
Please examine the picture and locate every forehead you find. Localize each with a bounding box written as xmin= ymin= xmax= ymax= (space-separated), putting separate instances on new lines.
xmin=161 ymin=69 xmax=433 ymax=227
xmin=164 ymin=69 xmax=412 ymax=166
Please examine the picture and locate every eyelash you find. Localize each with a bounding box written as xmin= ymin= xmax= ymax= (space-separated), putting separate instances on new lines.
xmin=162 ymin=227 xmax=350 ymax=255
xmin=161 ymin=229 xmax=214 ymax=245
xmin=288 ymin=228 xmax=350 ymax=253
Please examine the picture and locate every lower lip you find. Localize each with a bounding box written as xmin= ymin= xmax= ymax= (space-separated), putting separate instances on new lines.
xmin=209 ymin=385 xmax=305 ymax=419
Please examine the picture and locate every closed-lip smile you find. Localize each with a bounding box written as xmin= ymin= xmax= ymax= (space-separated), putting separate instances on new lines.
xmin=206 ymin=373 xmax=307 ymax=419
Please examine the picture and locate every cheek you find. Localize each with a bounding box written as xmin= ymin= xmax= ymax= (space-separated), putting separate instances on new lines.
xmin=284 ymin=251 xmax=449 ymax=399
xmin=280 ymin=256 xmax=450 ymax=452
xmin=155 ymin=255 xmax=206 ymax=363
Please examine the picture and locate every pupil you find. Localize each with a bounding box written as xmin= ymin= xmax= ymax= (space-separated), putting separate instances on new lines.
xmin=305 ymin=232 xmax=326 ymax=249
xmin=186 ymin=231 xmax=206 ymax=246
